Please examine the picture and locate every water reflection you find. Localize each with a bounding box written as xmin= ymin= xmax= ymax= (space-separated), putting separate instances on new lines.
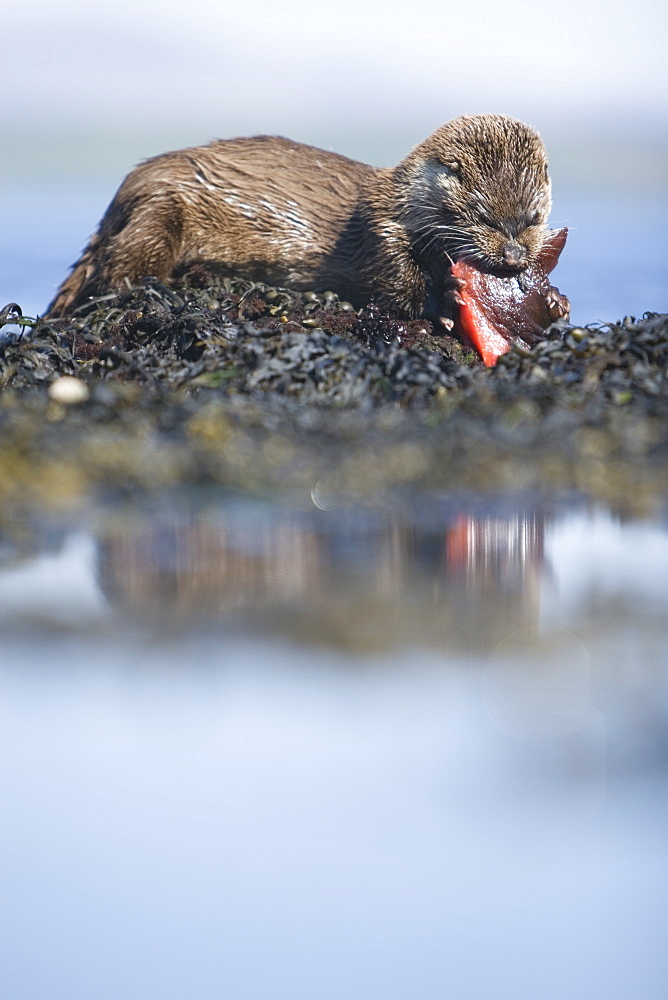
xmin=2 ymin=495 xmax=667 ymax=664
xmin=2 ymin=498 xmax=666 ymax=652
xmin=89 ymin=503 xmax=552 ymax=651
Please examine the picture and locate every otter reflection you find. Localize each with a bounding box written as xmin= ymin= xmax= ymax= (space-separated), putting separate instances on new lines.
xmin=96 ymin=506 xmax=547 ymax=651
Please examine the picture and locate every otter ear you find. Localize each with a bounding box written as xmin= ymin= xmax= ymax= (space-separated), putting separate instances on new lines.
xmin=538 ymin=227 xmax=568 ymax=274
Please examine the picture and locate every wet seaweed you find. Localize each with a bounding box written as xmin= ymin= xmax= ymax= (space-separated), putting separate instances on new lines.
xmin=0 ymin=274 xmax=666 ymax=511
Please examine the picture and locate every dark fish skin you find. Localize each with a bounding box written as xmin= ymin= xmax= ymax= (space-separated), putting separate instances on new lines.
xmin=452 ymin=228 xmax=570 ymax=365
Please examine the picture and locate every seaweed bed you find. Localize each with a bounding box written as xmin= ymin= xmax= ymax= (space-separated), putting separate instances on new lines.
xmin=0 ymin=271 xmax=667 ymax=514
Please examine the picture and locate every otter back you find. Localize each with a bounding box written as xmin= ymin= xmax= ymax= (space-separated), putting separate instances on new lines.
xmin=47 ymin=136 xmax=377 ymax=317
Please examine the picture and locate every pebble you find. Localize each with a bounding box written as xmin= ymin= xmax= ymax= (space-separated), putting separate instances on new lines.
xmin=48 ymin=376 xmax=90 ymax=404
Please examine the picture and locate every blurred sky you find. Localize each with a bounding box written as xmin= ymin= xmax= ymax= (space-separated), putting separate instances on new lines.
xmin=3 ymin=0 xmax=667 ymax=177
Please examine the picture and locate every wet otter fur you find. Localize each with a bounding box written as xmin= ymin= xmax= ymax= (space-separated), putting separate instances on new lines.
xmin=47 ymin=114 xmax=553 ymax=326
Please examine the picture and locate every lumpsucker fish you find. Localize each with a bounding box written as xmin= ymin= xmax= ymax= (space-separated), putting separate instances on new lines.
xmin=451 ymin=228 xmax=570 ymax=366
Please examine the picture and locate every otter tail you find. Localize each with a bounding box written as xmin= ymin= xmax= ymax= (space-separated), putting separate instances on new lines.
xmin=46 ymin=230 xmax=106 ymax=318
xmin=45 ymin=170 xmax=186 ymax=318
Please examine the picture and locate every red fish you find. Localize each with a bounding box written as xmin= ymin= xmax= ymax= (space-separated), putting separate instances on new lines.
xmin=451 ymin=228 xmax=570 ymax=366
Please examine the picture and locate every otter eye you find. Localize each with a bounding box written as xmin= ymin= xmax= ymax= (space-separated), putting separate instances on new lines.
xmin=440 ymin=161 xmax=460 ymax=179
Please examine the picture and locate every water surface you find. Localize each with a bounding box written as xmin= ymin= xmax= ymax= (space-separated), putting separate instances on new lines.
xmin=1 ymin=495 xmax=666 ymax=999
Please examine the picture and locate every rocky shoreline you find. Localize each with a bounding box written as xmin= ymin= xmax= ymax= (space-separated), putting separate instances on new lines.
xmin=0 ymin=273 xmax=666 ymax=513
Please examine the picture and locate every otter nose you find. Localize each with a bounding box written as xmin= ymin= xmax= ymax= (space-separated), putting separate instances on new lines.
xmin=501 ymin=241 xmax=526 ymax=268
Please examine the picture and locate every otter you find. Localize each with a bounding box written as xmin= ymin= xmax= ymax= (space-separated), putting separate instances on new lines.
xmin=47 ymin=114 xmax=554 ymax=328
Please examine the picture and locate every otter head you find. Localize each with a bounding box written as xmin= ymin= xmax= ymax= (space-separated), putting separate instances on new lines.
xmin=398 ymin=114 xmax=552 ymax=274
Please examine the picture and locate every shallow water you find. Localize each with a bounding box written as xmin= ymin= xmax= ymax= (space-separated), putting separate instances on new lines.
xmin=1 ymin=495 xmax=667 ymax=999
